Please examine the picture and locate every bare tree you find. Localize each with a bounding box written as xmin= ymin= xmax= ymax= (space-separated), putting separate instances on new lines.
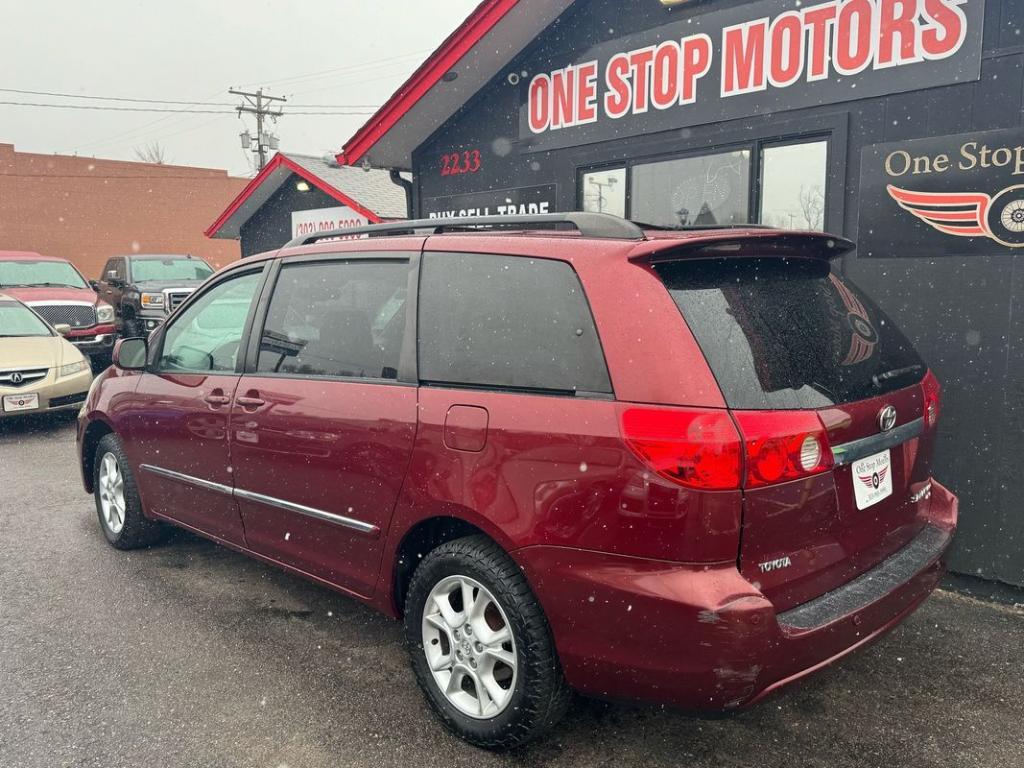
xmin=798 ymin=184 xmax=825 ymax=229
xmin=133 ymin=141 xmax=169 ymax=165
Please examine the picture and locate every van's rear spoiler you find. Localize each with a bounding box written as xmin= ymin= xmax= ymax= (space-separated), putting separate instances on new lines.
xmin=628 ymin=230 xmax=856 ymax=263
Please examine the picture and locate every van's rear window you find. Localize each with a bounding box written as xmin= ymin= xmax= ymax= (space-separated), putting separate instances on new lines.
xmin=655 ymin=258 xmax=926 ymax=409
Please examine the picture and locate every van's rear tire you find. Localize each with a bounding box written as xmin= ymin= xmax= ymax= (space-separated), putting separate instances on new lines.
xmin=403 ymin=535 xmax=571 ymax=749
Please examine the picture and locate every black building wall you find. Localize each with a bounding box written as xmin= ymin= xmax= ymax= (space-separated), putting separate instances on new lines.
xmin=412 ymin=0 xmax=1024 ymax=586
xmin=239 ymin=174 xmax=340 ymax=257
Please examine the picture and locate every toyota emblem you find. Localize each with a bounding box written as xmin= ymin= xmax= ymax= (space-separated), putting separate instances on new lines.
xmin=10 ymin=371 xmax=23 ymax=385
xmin=877 ymin=405 xmax=898 ymax=433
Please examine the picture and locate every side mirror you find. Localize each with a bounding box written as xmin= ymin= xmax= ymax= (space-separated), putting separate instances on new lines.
xmin=88 ymin=280 xmax=99 ymax=292
xmin=54 ymin=323 xmax=72 ymax=336
xmin=112 ymin=337 xmax=147 ymax=371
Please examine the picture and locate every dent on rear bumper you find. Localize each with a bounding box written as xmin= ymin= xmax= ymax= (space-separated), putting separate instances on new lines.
xmin=514 ymin=479 xmax=958 ymax=710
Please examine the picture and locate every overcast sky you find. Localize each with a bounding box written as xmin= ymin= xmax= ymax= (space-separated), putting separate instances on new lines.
xmin=0 ymin=0 xmax=480 ymax=176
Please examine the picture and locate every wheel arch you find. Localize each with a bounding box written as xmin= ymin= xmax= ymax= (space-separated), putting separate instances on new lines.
xmin=80 ymin=418 xmax=115 ymax=493
xmin=389 ymin=515 xmax=514 ymax=618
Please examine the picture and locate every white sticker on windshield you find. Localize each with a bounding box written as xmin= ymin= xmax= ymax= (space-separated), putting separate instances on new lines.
xmin=853 ymin=449 xmax=893 ymax=510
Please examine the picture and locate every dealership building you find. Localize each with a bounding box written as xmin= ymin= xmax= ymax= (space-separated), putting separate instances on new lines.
xmin=328 ymin=0 xmax=1022 ymax=586
xmin=205 ymin=151 xmax=407 ymax=256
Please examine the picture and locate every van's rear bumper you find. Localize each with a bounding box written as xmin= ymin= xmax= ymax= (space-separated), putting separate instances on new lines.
xmin=514 ymin=479 xmax=957 ymax=710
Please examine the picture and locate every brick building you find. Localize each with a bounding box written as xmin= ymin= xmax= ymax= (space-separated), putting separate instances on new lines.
xmin=0 ymin=143 xmax=246 ymax=280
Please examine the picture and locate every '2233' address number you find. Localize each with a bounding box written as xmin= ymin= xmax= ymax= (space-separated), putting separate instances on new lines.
xmin=440 ymin=149 xmax=482 ymax=177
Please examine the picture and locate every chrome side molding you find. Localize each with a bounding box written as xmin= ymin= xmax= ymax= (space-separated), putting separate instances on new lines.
xmin=140 ymin=464 xmax=233 ymax=496
xmin=830 ymin=417 xmax=925 ymax=467
xmin=233 ymin=487 xmax=379 ymax=535
xmin=139 ymin=464 xmax=379 ymax=536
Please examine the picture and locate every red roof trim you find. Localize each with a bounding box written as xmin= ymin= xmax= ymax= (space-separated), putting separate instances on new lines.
xmin=205 ymin=154 xmax=286 ymax=238
xmin=205 ymin=153 xmax=382 ymax=238
xmin=279 ymin=156 xmax=382 ymax=223
xmin=336 ymin=0 xmax=521 ymax=167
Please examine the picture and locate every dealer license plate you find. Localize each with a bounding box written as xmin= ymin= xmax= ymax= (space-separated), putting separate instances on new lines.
xmin=3 ymin=393 xmax=39 ymax=412
xmin=852 ymin=449 xmax=893 ymax=510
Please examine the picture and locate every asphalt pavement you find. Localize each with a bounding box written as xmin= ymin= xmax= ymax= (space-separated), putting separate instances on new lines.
xmin=1 ymin=415 xmax=1022 ymax=768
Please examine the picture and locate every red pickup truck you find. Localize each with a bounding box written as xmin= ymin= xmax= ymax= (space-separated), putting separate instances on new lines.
xmin=0 ymin=251 xmax=117 ymax=362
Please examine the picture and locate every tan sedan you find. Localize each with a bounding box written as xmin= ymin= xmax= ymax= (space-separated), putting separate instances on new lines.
xmin=0 ymin=292 xmax=94 ymax=419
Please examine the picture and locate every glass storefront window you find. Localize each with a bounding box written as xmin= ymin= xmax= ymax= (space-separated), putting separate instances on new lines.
xmin=580 ymin=167 xmax=626 ymax=217
xmin=631 ymin=150 xmax=750 ymax=228
xmin=760 ymin=140 xmax=828 ymax=230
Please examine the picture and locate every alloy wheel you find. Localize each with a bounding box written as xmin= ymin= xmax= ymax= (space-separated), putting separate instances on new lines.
xmin=98 ymin=451 xmax=126 ymax=534
xmin=421 ymin=574 xmax=518 ymax=719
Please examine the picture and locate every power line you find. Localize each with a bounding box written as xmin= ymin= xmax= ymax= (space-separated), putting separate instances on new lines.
xmin=283 ymin=110 xmax=379 ymax=115
xmin=0 ymin=100 xmax=375 ymax=115
xmin=238 ymin=49 xmax=432 ymax=88
xmin=0 ymin=87 xmax=238 ymax=106
xmin=0 ymin=88 xmax=380 ymax=111
xmin=286 ymin=63 xmax=426 ymax=98
xmin=72 ymin=88 xmax=232 ymax=152
xmin=157 ymin=114 xmax=234 ymax=141
xmin=0 ymin=100 xmax=229 ymax=114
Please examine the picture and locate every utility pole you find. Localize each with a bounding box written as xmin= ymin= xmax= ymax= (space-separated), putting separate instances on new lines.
xmin=230 ymin=88 xmax=286 ymax=170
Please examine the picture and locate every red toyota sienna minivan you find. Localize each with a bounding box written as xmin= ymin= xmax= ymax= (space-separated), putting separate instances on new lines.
xmin=77 ymin=213 xmax=957 ymax=749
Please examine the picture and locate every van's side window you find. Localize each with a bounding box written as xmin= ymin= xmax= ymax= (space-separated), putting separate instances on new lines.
xmin=157 ymin=271 xmax=261 ymax=373
xmin=418 ymin=252 xmax=612 ymax=394
xmin=256 ymin=260 xmax=408 ymax=380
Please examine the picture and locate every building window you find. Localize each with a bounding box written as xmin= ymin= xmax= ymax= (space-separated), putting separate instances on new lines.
xmin=577 ymin=135 xmax=830 ymax=231
xmin=760 ymin=140 xmax=828 ymax=230
xmin=631 ymin=150 xmax=751 ymax=228
xmin=581 ymin=167 xmax=626 ymax=217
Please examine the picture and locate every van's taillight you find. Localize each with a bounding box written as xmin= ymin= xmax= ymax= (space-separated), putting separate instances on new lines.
xmin=922 ymin=369 xmax=941 ymax=427
xmin=732 ymin=411 xmax=834 ymax=488
xmin=620 ymin=407 xmax=742 ymax=490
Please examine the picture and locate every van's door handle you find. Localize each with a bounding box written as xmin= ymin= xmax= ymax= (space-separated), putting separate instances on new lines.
xmin=235 ymin=394 xmax=266 ymax=410
xmin=204 ymin=391 xmax=231 ymax=407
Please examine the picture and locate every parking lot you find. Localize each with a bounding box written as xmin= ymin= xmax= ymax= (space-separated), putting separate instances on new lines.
xmin=1 ymin=415 xmax=1021 ymax=768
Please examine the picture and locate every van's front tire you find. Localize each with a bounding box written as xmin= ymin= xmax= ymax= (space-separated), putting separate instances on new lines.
xmin=93 ymin=433 xmax=165 ymax=549
xmin=403 ymin=535 xmax=571 ymax=749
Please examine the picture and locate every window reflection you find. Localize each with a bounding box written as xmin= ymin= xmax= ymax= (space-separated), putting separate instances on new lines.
xmin=581 ymin=167 xmax=626 ymax=217
xmin=760 ymin=140 xmax=828 ymax=230
xmin=631 ymin=150 xmax=750 ymax=228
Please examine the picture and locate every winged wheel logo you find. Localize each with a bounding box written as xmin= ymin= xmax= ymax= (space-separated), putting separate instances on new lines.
xmin=888 ymin=184 xmax=1024 ymax=248
xmin=858 ymin=467 xmax=889 ymax=490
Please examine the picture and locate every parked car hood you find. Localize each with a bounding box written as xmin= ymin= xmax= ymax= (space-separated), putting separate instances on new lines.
xmin=2 ymin=286 xmax=99 ymax=305
xmin=0 ymin=335 xmax=79 ymax=369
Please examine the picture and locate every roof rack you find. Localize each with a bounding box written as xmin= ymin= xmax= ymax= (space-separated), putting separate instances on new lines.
xmin=633 ymin=222 xmax=778 ymax=232
xmin=284 ymin=212 xmax=646 ymax=248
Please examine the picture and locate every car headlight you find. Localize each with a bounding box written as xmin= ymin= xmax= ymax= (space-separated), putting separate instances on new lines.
xmin=95 ymin=303 xmax=115 ymax=323
xmin=59 ymin=360 xmax=90 ymax=378
xmin=140 ymin=293 xmax=164 ymax=308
